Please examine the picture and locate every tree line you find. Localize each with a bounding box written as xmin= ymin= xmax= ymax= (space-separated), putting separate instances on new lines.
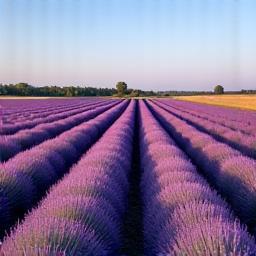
xmin=0 ymin=82 xmax=255 ymax=97
xmin=0 ymin=83 xmax=116 ymax=97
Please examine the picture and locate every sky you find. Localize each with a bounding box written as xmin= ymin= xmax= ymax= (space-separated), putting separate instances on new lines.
xmin=0 ymin=0 xmax=255 ymax=91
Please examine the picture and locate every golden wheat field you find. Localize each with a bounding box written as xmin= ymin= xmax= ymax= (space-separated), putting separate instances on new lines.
xmin=174 ymin=95 xmax=256 ymax=111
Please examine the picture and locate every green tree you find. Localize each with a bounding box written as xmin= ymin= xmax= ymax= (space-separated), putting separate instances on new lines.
xmin=116 ymin=82 xmax=127 ymax=97
xmin=15 ymin=83 xmax=33 ymax=96
xmin=130 ymin=89 xmax=140 ymax=97
xmin=214 ymin=85 xmax=224 ymax=94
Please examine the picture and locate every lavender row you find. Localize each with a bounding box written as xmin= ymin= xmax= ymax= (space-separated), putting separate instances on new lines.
xmin=3 ymin=99 xmax=106 ymax=124
xmin=2 ymin=100 xmax=84 ymax=121
xmin=163 ymin=99 xmax=256 ymax=136
xmin=0 ymin=100 xmax=136 ymax=255
xmin=1 ymin=98 xmax=88 ymax=119
xmin=153 ymin=99 xmax=256 ymax=158
xmin=0 ymin=100 xmax=128 ymax=237
xmin=1 ymin=99 xmax=102 ymax=132
xmin=0 ymin=100 xmax=120 ymax=162
xmin=158 ymin=99 xmax=256 ymax=136
xmin=1 ymin=99 xmax=108 ymax=134
xmin=147 ymin=100 xmax=256 ymax=228
xmin=3 ymin=100 xmax=98 ymax=124
xmin=175 ymin=98 xmax=256 ymax=124
xmin=0 ymin=99 xmax=112 ymax=135
xmin=139 ymin=100 xmax=256 ymax=255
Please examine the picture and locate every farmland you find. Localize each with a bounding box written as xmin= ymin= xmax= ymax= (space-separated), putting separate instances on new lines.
xmin=0 ymin=97 xmax=256 ymax=255
xmin=174 ymin=94 xmax=256 ymax=111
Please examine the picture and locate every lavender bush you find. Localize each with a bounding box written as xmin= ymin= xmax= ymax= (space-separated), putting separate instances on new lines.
xmin=0 ymin=100 xmax=128 ymax=237
xmin=139 ymin=100 xmax=256 ymax=255
xmin=147 ymin=100 xmax=256 ymax=228
xmin=0 ymin=100 xmax=120 ymax=161
xmin=1 ymin=100 xmax=135 ymax=255
xmin=153 ymin=99 xmax=256 ymax=158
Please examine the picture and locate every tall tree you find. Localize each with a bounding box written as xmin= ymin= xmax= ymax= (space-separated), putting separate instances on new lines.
xmin=214 ymin=85 xmax=224 ymax=94
xmin=116 ymin=82 xmax=127 ymax=97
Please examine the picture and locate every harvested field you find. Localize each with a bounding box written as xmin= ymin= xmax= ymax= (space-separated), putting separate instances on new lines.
xmin=175 ymin=95 xmax=256 ymax=111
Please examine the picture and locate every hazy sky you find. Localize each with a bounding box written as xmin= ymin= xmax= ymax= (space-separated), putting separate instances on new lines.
xmin=0 ymin=0 xmax=255 ymax=91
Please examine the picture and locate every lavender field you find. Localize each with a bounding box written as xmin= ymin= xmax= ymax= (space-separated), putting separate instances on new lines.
xmin=0 ymin=98 xmax=256 ymax=255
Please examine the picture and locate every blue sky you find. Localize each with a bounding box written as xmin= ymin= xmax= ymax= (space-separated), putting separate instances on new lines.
xmin=0 ymin=0 xmax=255 ymax=91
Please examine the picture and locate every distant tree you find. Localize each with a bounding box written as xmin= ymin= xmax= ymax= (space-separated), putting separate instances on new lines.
xmin=0 ymin=84 xmax=7 ymax=95
xmin=130 ymin=89 xmax=140 ymax=97
xmin=0 ymin=83 xmax=117 ymax=97
xmin=214 ymin=85 xmax=224 ymax=94
xmin=15 ymin=83 xmax=33 ymax=96
xmin=116 ymin=82 xmax=127 ymax=97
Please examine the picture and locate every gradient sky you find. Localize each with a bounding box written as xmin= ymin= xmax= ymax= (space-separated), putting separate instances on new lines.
xmin=0 ymin=0 xmax=255 ymax=91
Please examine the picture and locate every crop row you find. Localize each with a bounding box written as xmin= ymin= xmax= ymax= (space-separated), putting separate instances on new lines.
xmin=3 ymin=100 xmax=100 ymax=124
xmin=2 ymin=98 xmax=88 ymax=118
xmin=157 ymin=99 xmax=256 ymax=136
xmin=161 ymin=99 xmax=256 ymax=136
xmin=1 ymin=100 xmax=136 ymax=255
xmin=147 ymin=100 xmax=256 ymax=228
xmin=1 ymin=99 xmax=113 ymax=135
xmin=1 ymin=99 xmax=256 ymax=255
xmin=0 ymin=100 xmax=128 ymax=237
xmin=152 ymin=100 xmax=256 ymax=159
xmin=1 ymin=99 xmax=100 ymax=133
xmin=139 ymin=100 xmax=255 ymax=255
xmin=0 ymin=100 xmax=120 ymax=162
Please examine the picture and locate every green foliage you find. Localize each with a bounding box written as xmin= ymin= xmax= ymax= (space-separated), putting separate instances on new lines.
xmin=116 ymin=82 xmax=127 ymax=96
xmin=0 ymin=82 xmax=255 ymax=97
xmin=214 ymin=85 xmax=224 ymax=94
xmin=0 ymin=83 xmax=116 ymax=97
xmin=130 ymin=90 xmax=140 ymax=97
